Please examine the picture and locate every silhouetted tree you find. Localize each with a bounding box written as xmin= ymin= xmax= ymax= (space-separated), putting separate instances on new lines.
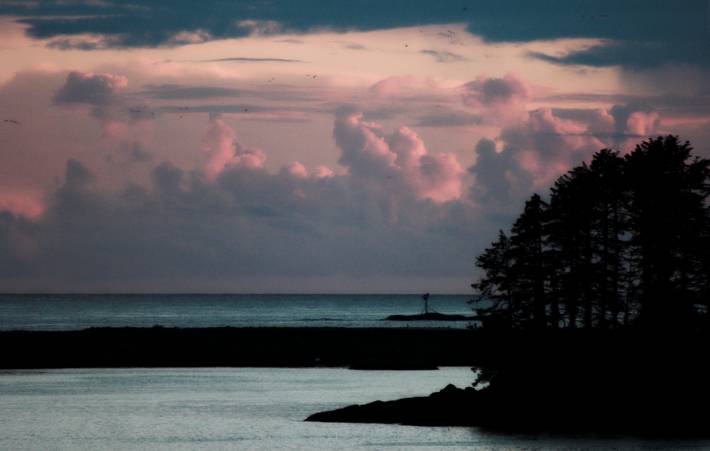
xmin=587 ymin=149 xmax=628 ymax=328
xmin=471 ymin=230 xmax=513 ymax=327
xmin=508 ymin=194 xmax=549 ymax=329
xmin=472 ymin=136 xmax=710 ymax=331
xmin=624 ymin=136 xmax=710 ymax=328
xmin=546 ymin=164 xmax=595 ymax=328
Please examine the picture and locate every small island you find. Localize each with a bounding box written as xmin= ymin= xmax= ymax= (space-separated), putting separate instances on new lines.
xmin=384 ymin=293 xmax=476 ymax=322
xmin=384 ymin=312 xmax=474 ymax=321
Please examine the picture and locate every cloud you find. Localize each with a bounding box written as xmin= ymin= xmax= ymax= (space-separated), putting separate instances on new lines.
xmin=419 ymin=49 xmax=467 ymax=63
xmin=199 ymin=57 xmax=303 ymax=63
xmin=333 ymin=108 xmax=464 ymax=203
xmin=0 ymin=114 xmax=486 ymax=291
xmin=313 ymin=165 xmax=335 ymax=178
xmin=0 ymin=66 xmax=684 ymax=292
xmin=461 ymin=73 xmax=530 ymax=126
xmin=140 ymin=84 xmax=242 ymax=99
xmin=468 ymin=138 xmax=528 ymax=205
xmin=529 ymin=40 xmax=710 ymax=70
xmin=609 ymin=103 xmax=659 ymax=139
xmin=53 ymin=71 xmax=127 ymax=107
xmin=201 ymin=114 xmax=266 ymax=181
xmin=3 ymin=0 xmax=707 ymax=73
xmin=281 ymin=161 xmax=309 ymax=179
xmin=463 ymin=73 xmax=529 ymax=107
xmin=130 ymin=144 xmax=153 ymax=163
xmin=415 ymin=110 xmax=483 ymax=128
xmin=337 ymin=41 xmax=367 ymax=50
xmin=51 ymin=70 xmax=162 ymax=148
xmin=0 ymin=193 xmax=44 ymax=220
xmin=467 ymin=106 xmax=615 ymax=209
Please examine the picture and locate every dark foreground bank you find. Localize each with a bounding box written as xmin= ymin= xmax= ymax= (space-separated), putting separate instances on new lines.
xmin=0 ymin=327 xmax=482 ymax=369
xmin=306 ymin=330 xmax=710 ymax=435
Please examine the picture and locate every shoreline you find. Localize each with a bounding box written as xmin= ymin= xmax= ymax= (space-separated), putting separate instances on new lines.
xmin=0 ymin=326 xmax=479 ymax=369
xmin=3 ymin=326 xmax=704 ymax=370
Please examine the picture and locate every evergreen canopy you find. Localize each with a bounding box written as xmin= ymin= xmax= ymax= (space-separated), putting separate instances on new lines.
xmin=472 ymin=136 xmax=710 ymax=330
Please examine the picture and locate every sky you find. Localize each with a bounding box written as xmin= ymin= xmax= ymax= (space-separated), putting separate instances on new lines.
xmin=0 ymin=0 xmax=709 ymax=293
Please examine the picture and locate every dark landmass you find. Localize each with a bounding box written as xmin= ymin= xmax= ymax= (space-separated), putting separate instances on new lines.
xmin=6 ymin=325 xmax=710 ymax=434
xmin=306 ymin=375 xmax=710 ymax=436
xmin=384 ymin=312 xmax=475 ymax=321
xmin=307 ymin=329 xmax=710 ymax=435
xmin=0 ymin=326 xmax=478 ymax=369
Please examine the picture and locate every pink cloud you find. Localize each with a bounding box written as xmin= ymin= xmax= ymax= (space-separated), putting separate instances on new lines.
xmin=369 ymin=76 xmax=440 ymax=99
xmin=626 ymin=111 xmax=659 ymax=136
xmin=507 ymin=108 xmax=604 ymax=186
xmin=462 ymin=73 xmax=530 ymax=125
xmin=463 ymin=73 xmax=529 ymax=107
xmin=282 ymin=161 xmax=309 ymax=178
xmin=333 ymin=109 xmax=463 ymax=203
xmin=201 ymin=114 xmax=266 ymax=181
xmin=0 ymin=192 xmax=45 ymax=220
xmin=584 ymin=108 xmax=616 ymax=136
xmin=313 ymin=165 xmax=335 ymax=178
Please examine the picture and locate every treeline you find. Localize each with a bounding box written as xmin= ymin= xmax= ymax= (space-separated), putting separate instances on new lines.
xmin=472 ymin=136 xmax=710 ymax=330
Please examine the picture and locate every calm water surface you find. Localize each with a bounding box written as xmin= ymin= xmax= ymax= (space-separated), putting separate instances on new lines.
xmin=0 ymin=294 xmax=474 ymax=330
xmin=1 ymin=367 xmax=707 ymax=450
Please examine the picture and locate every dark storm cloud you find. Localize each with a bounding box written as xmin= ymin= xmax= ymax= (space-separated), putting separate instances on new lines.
xmin=2 ymin=1 xmax=708 ymax=69
xmin=529 ymin=40 xmax=710 ymax=69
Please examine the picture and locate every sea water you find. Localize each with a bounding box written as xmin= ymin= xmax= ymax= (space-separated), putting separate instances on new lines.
xmin=0 ymin=294 xmax=474 ymax=330
xmin=1 ymin=367 xmax=706 ymax=450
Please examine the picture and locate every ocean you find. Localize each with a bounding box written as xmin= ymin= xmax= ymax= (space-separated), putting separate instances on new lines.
xmin=2 ymin=367 xmax=703 ymax=450
xmin=3 ymin=294 xmax=706 ymax=449
xmin=0 ymin=293 xmax=474 ymax=330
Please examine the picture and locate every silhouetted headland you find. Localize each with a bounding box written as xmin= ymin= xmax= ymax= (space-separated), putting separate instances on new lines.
xmin=307 ymin=329 xmax=710 ymax=435
xmin=308 ymin=136 xmax=710 ymax=434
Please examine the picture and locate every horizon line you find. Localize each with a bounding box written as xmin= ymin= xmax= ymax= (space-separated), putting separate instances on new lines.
xmin=0 ymin=292 xmax=473 ymax=296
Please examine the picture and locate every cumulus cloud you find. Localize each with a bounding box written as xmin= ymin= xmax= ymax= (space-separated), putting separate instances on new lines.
xmin=469 ymin=138 xmax=526 ymax=205
xmin=501 ymin=108 xmax=604 ymax=185
xmin=334 ymin=108 xmax=464 ymax=203
xmin=0 ymin=142 xmax=482 ymax=292
xmin=462 ymin=73 xmax=530 ymax=124
xmin=52 ymin=70 xmax=157 ymax=142
xmin=463 ymin=73 xmax=529 ymax=107
xmin=53 ymin=71 xmax=128 ymax=107
xmin=0 ymin=66 xmax=681 ymax=292
xmin=0 ymin=193 xmax=44 ymax=220
xmin=201 ymin=114 xmax=266 ymax=181
xmin=609 ymin=103 xmax=659 ymax=140
xmin=0 ymin=107 xmax=492 ymax=291
xmin=281 ymin=161 xmax=309 ymax=178
xmin=313 ymin=165 xmax=335 ymax=178
xmin=467 ymin=106 xmax=612 ymax=212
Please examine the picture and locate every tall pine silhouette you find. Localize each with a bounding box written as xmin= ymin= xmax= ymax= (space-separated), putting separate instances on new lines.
xmin=472 ymin=136 xmax=710 ymax=330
